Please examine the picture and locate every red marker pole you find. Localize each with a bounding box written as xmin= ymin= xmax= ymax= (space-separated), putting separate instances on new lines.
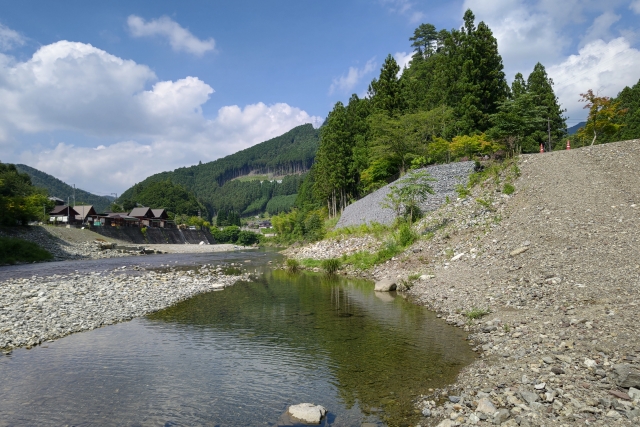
xmin=540 ymin=144 xmax=544 ymax=153
xmin=566 ymin=139 xmax=571 ymax=150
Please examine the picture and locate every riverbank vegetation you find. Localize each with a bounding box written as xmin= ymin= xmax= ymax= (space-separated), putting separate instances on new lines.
xmin=0 ymin=236 xmax=52 ymax=265
xmin=0 ymin=163 xmax=51 ymax=226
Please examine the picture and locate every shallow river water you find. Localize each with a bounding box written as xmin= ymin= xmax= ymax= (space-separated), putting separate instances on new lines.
xmin=0 ymin=251 xmax=475 ymax=426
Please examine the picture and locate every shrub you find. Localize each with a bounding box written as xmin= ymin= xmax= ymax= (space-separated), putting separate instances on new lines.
xmin=236 ymin=230 xmax=261 ymax=246
xmin=285 ymin=258 xmax=300 ymax=272
xmin=321 ymin=258 xmax=341 ymax=274
xmin=455 ymin=183 xmax=471 ymax=198
xmin=210 ymin=225 xmax=241 ymax=243
xmin=0 ymin=236 xmax=52 ymax=265
xmin=396 ymin=223 xmax=417 ymax=247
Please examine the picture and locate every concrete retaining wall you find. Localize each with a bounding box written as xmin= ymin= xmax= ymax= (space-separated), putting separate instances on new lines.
xmin=90 ymin=226 xmax=215 ymax=245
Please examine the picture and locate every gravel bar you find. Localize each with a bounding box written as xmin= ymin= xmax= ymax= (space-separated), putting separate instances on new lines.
xmin=0 ymin=263 xmax=250 ymax=350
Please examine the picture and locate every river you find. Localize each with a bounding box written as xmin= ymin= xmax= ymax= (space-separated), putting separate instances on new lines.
xmin=0 ymin=250 xmax=475 ymax=426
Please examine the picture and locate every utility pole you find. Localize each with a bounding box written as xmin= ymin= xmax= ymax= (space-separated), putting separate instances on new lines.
xmin=73 ymin=184 xmax=76 ymax=207
xmin=547 ymin=117 xmax=552 ymax=153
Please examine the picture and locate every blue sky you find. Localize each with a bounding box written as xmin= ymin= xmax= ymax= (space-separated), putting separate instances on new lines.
xmin=1 ymin=0 xmax=639 ymax=194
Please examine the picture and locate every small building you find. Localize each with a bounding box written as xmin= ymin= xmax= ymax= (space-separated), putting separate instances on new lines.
xmin=74 ymin=205 xmax=98 ymax=225
xmin=48 ymin=196 xmax=65 ymax=206
xmin=151 ymin=208 xmax=175 ymax=228
xmin=49 ymin=205 xmax=79 ymax=224
xmin=129 ymin=207 xmax=154 ymax=227
xmin=98 ymin=213 xmax=140 ymax=227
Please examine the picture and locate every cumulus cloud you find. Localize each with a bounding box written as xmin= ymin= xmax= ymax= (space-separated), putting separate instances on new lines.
xmin=581 ymin=11 xmax=621 ymax=46
xmin=127 ymin=15 xmax=215 ymax=56
xmin=0 ymin=40 xmax=321 ymax=193
xmin=463 ymin=0 xmax=570 ymax=78
xmin=329 ymin=58 xmax=376 ymax=95
xmin=548 ymin=37 xmax=640 ymax=121
xmin=394 ymin=51 xmax=413 ymax=75
xmin=0 ymin=23 xmax=25 ymax=50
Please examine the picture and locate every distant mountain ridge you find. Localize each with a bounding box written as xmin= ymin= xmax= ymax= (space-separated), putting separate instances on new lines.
xmin=14 ymin=164 xmax=113 ymax=212
xmin=567 ymin=122 xmax=586 ymax=135
xmin=120 ymin=124 xmax=320 ymax=217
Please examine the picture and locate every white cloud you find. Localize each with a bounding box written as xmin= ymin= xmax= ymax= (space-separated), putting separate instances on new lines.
xmin=127 ymin=15 xmax=215 ymax=56
xmin=631 ymin=0 xmax=640 ymax=13
xmin=0 ymin=23 xmax=25 ymax=50
xmin=548 ymin=37 xmax=640 ymax=121
xmin=329 ymin=58 xmax=376 ymax=95
xmin=394 ymin=51 xmax=413 ymax=75
xmin=581 ymin=11 xmax=621 ymax=46
xmin=380 ymin=0 xmax=425 ymax=23
xmin=463 ymin=0 xmax=570 ymax=78
xmin=0 ymin=40 xmax=321 ymax=193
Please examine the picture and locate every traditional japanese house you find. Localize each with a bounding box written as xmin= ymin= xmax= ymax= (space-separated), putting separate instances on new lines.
xmin=151 ymin=208 xmax=175 ymax=228
xmin=74 ymin=205 xmax=98 ymax=225
xmin=129 ymin=207 xmax=154 ymax=227
xmin=49 ymin=205 xmax=80 ymax=224
xmin=98 ymin=212 xmax=140 ymax=227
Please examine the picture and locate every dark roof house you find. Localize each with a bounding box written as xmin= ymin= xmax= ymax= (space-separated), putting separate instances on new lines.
xmin=50 ymin=205 xmax=79 ymax=217
xmin=129 ymin=207 xmax=154 ymax=219
xmin=151 ymin=209 xmax=168 ymax=219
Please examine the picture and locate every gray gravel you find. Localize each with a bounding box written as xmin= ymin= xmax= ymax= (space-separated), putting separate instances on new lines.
xmin=0 ymin=264 xmax=249 ymax=350
xmin=336 ymin=161 xmax=475 ymax=228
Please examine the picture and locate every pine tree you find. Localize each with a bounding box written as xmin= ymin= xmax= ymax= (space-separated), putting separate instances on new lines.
xmin=511 ymin=73 xmax=527 ymax=99
xmin=409 ymin=23 xmax=438 ymax=58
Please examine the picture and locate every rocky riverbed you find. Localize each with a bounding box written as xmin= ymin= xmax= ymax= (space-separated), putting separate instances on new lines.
xmin=284 ymin=141 xmax=640 ymax=426
xmin=0 ymin=263 xmax=250 ymax=350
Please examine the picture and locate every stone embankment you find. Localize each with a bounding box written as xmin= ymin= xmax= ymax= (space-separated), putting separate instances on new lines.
xmin=0 ymin=263 xmax=250 ymax=350
xmin=285 ymin=140 xmax=640 ymax=426
xmin=337 ymin=161 xmax=475 ymax=228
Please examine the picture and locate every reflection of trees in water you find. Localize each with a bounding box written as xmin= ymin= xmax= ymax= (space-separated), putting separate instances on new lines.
xmin=148 ymin=270 xmax=474 ymax=425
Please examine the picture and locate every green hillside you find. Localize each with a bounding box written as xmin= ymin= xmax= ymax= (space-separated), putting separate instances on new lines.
xmin=14 ymin=164 xmax=113 ymax=212
xmin=120 ymin=123 xmax=319 ymax=218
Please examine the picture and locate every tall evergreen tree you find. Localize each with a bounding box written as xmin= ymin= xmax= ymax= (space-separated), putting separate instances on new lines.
xmin=511 ymin=73 xmax=527 ymax=99
xmin=453 ymin=10 xmax=509 ymax=133
xmin=526 ymin=62 xmax=566 ymax=150
xmin=368 ymin=54 xmax=405 ymax=116
xmin=409 ymin=23 xmax=438 ymax=58
xmin=609 ymin=78 xmax=640 ymax=141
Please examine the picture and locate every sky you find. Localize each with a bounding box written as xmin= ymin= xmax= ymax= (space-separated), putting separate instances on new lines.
xmin=0 ymin=0 xmax=639 ymax=196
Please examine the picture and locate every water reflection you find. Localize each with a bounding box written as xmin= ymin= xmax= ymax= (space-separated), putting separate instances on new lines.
xmin=0 ymin=269 xmax=474 ymax=426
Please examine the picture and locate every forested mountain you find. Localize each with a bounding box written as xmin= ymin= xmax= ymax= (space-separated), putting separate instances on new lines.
xmin=14 ymin=164 xmax=113 ymax=212
xmin=120 ymin=124 xmax=318 ymax=218
xmin=0 ymin=163 xmax=49 ymax=226
xmin=568 ymin=122 xmax=586 ymax=135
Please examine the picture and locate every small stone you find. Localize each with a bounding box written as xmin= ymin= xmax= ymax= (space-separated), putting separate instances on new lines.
xmin=584 ymin=358 xmax=597 ymax=368
xmin=612 ymin=364 xmax=640 ymax=388
xmin=421 ymin=408 xmax=431 ymax=417
xmin=509 ymin=247 xmax=529 ymax=257
xmin=492 ymin=408 xmax=510 ymax=424
xmin=542 ymin=356 xmax=554 ymax=364
xmin=287 ymin=403 xmax=327 ymax=424
xmin=608 ymin=390 xmax=631 ymax=400
xmin=475 ymin=398 xmax=497 ymax=414
xmin=605 ymin=409 xmax=622 ymax=419
xmin=551 ymin=367 xmax=565 ymax=375
xmin=519 ymin=391 xmax=539 ymax=405
xmin=374 ymin=279 xmax=397 ymax=292
xmin=435 ymin=420 xmax=457 ymax=427
xmin=448 ymin=395 xmax=461 ymax=403
xmin=534 ymin=382 xmax=546 ymax=390
xmin=468 ymin=413 xmax=480 ymax=424
xmin=628 ymin=387 xmax=640 ymax=400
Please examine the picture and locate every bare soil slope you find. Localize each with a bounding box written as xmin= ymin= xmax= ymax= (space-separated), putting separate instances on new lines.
xmin=402 ymin=140 xmax=640 ymax=426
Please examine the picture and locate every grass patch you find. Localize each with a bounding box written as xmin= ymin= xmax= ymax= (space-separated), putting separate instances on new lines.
xmin=285 ymin=258 xmax=300 ymax=272
xmin=300 ymin=258 xmax=323 ymax=268
xmin=325 ymin=221 xmax=388 ymax=240
xmin=408 ymin=273 xmax=421 ymax=281
xmin=503 ymin=182 xmax=515 ymax=195
xmin=465 ymin=307 xmax=490 ymax=320
xmin=321 ymin=258 xmax=341 ymax=274
xmin=0 ymin=236 xmax=52 ymax=265
xmin=455 ymin=183 xmax=471 ymax=198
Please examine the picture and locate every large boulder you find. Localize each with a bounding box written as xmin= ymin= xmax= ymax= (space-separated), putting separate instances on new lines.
xmin=287 ymin=403 xmax=327 ymax=424
xmin=374 ymin=279 xmax=396 ymax=292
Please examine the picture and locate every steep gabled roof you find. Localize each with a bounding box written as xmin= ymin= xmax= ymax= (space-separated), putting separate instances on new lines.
xmin=74 ymin=205 xmax=97 ymax=220
xmin=50 ymin=205 xmax=79 ymax=216
xmin=151 ymin=209 xmax=168 ymax=219
xmin=129 ymin=207 xmax=153 ymax=218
